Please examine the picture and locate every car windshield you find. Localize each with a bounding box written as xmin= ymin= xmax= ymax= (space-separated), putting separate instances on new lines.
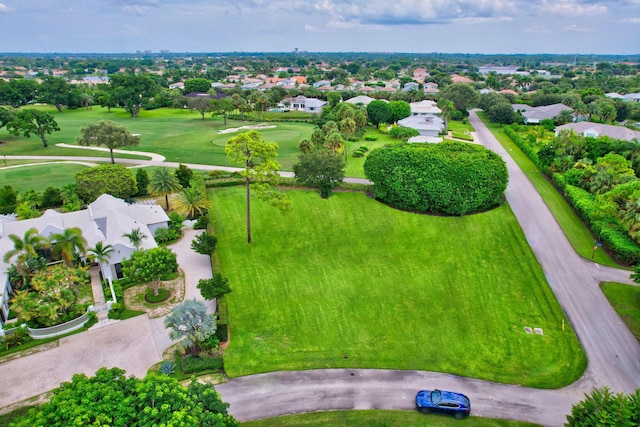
xmin=431 ymin=389 xmax=441 ymax=404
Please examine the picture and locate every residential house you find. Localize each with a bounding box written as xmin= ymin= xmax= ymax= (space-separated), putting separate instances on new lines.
xmin=0 ymin=195 xmax=169 ymax=331
xmin=402 ymin=82 xmax=420 ymax=92
xmin=283 ymin=95 xmax=327 ymax=113
xmin=514 ymin=103 xmax=572 ymax=124
xmin=398 ymin=114 xmax=445 ymax=138
xmin=424 ymin=82 xmax=439 ymax=94
xmin=555 ymin=122 xmax=640 ymax=142
xmin=344 ymin=95 xmax=380 ymax=106
xmin=409 ymin=100 xmax=441 ymax=116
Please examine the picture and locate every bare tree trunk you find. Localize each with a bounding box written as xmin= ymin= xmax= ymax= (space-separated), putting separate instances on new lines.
xmin=246 ymin=174 xmax=251 ymax=243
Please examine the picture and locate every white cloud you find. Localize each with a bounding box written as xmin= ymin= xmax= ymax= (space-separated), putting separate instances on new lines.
xmin=541 ymin=0 xmax=607 ymax=17
xmin=0 ymin=2 xmax=11 ymax=13
xmin=620 ymin=17 xmax=640 ymax=23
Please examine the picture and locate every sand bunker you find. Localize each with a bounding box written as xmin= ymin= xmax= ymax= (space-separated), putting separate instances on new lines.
xmin=218 ymin=123 xmax=277 ymax=134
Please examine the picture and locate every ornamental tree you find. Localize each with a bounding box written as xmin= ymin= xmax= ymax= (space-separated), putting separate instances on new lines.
xmin=197 ymin=273 xmax=232 ymax=300
xmin=164 ymin=299 xmax=217 ymax=356
xmin=122 ymin=247 xmax=178 ymax=296
xmin=366 ymin=100 xmax=392 ymax=125
xmin=566 ymin=387 xmax=640 ymax=426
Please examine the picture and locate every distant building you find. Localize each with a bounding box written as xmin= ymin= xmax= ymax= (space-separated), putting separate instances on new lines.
xmin=555 ymin=122 xmax=640 ymax=142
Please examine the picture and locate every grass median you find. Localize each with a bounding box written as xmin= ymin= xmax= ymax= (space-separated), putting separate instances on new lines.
xmin=211 ymin=188 xmax=585 ymax=388
xmin=476 ymin=112 xmax=620 ymax=268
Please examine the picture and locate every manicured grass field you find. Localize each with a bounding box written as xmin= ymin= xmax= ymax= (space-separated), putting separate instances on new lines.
xmin=211 ymin=188 xmax=585 ymax=388
xmin=600 ymin=282 xmax=640 ymax=342
xmin=0 ymin=162 xmax=89 ymax=192
xmin=242 ymin=410 xmax=541 ymax=426
xmin=0 ymin=106 xmax=314 ymax=170
xmin=477 ymin=113 xmax=620 ymax=268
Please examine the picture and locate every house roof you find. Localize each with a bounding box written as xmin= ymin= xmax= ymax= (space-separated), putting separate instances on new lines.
xmin=556 ymin=122 xmax=640 ymax=142
xmin=398 ymin=114 xmax=445 ymax=132
xmin=410 ymin=100 xmax=441 ymax=115
xmin=521 ymin=103 xmax=571 ymax=121
xmin=345 ymin=95 xmax=377 ymax=105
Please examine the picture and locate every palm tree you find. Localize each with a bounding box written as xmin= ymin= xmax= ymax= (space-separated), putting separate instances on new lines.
xmin=123 ymin=227 xmax=147 ymax=251
xmin=148 ymin=167 xmax=182 ymax=210
xmin=50 ymin=227 xmax=87 ymax=266
xmin=164 ymin=299 xmax=216 ymax=356
xmin=339 ymin=118 xmax=356 ymax=160
xmin=87 ymin=241 xmax=114 ymax=276
xmin=3 ymin=228 xmax=48 ymax=264
xmin=437 ymin=99 xmax=455 ymax=133
xmin=173 ymin=187 xmax=212 ymax=219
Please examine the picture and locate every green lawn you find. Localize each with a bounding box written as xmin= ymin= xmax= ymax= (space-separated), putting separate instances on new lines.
xmin=242 ymin=410 xmax=541 ymax=426
xmin=0 ymin=106 xmax=314 ymax=170
xmin=0 ymin=163 xmax=89 ymax=192
xmin=600 ymin=282 xmax=640 ymax=342
xmin=211 ymin=188 xmax=585 ymax=388
xmin=477 ymin=112 xmax=620 ymax=268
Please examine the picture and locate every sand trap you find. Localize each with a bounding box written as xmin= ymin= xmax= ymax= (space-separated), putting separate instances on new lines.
xmin=218 ymin=123 xmax=277 ymax=134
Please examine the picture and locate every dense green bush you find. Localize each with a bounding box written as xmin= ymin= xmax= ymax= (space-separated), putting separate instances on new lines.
xmin=75 ymin=164 xmax=137 ymax=203
xmin=389 ymin=126 xmax=420 ymax=139
xmin=180 ymin=354 xmax=224 ymax=373
xmin=364 ymin=142 xmax=508 ymax=216
xmin=554 ymin=174 xmax=640 ymax=265
xmin=216 ymin=323 xmax=228 ymax=342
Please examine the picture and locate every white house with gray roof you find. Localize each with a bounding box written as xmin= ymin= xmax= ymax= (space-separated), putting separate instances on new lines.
xmin=513 ymin=103 xmax=572 ymax=124
xmin=555 ymin=122 xmax=640 ymax=142
xmin=0 ymin=194 xmax=169 ymax=330
xmin=398 ymin=114 xmax=445 ymax=138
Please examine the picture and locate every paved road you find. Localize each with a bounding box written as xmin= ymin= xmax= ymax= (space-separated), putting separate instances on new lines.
xmin=467 ymin=111 xmax=640 ymax=394
xmin=2 ymin=126 xmax=640 ymax=425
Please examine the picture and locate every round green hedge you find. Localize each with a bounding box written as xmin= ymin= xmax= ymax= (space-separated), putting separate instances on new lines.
xmin=364 ymin=142 xmax=508 ymax=216
xmin=145 ymin=288 xmax=170 ymax=304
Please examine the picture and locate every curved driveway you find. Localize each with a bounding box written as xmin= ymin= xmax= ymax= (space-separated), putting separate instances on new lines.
xmin=2 ymin=121 xmax=640 ymax=425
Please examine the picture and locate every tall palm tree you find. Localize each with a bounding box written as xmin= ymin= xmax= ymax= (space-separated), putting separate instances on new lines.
xmin=173 ymin=187 xmax=212 ymax=219
xmin=339 ymin=118 xmax=356 ymax=160
xmin=148 ymin=167 xmax=182 ymax=210
xmin=123 ymin=227 xmax=147 ymax=251
xmin=50 ymin=227 xmax=87 ymax=266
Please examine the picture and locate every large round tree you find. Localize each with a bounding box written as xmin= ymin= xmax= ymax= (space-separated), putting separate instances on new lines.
xmin=364 ymin=142 xmax=508 ymax=216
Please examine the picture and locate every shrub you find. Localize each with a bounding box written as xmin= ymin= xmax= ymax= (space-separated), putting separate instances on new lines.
xmin=389 ymin=126 xmax=419 ymax=139
xmin=1 ymin=326 xmax=32 ymax=350
xmin=364 ymin=142 xmax=508 ymax=216
xmin=364 ymin=135 xmax=378 ymax=141
xmin=194 ymin=215 xmax=209 ymax=230
xmin=145 ymin=288 xmax=170 ymax=303
xmin=159 ymin=361 xmax=176 ymax=375
xmin=216 ymin=323 xmax=228 ymax=342
xmin=180 ymin=354 xmax=224 ymax=374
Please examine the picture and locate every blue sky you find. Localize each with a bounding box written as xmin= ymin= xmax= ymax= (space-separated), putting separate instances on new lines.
xmin=0 ymin=0 xmax=638 ymax=54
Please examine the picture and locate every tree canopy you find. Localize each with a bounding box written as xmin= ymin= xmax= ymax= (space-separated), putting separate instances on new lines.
xmin=75 ymin=164 xmax=137 ymax=203
xmin=566 ymin=387 xmax=640 ymax=426
xmin=226 ymin=130 xmax=291 ymax=243
xmin=6 ymin=109 xmax=60 ymax=147
xmin=11 ymin=367 xmax=238 ymax=427
xmin=122 ymin=247 xmax=178 ymax=296
xmin=77 ymin=120 xmax=140 ymax=164
xmin=364 ymin=142 xmax=508 ymax=216
xmin=293 ymin=148 xmax=345 ymax=198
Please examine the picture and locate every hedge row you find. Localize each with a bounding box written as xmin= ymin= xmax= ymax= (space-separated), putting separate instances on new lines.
xmin=504 ymin=125 xmax=543 ymax=169
xmin=554 ymin=173 xmax=640 ymax=265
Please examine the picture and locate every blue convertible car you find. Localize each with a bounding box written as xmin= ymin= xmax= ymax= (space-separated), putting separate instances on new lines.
xmin=415 ymin=389 xmax=471 ymax=419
